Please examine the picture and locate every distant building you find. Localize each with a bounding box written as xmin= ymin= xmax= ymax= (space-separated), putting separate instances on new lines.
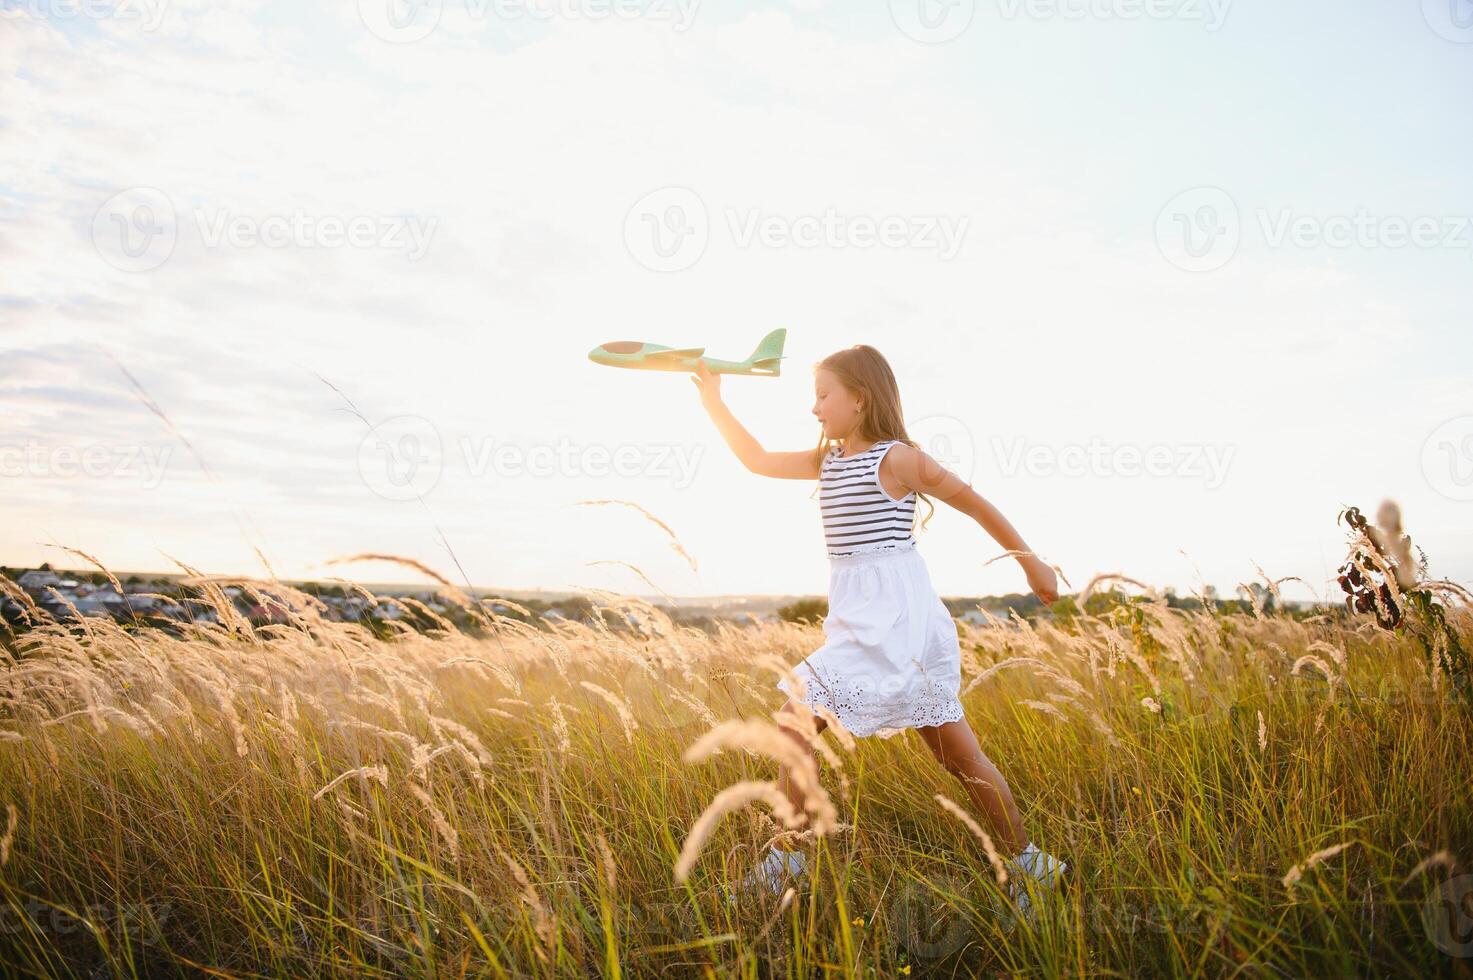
xmin=73 ymin=598 xmax=105 ymax=617
xmin=17 ymin=570 xmax=60 ymax=590
xmin=340 ymin=596 xmax=371 ymax=619
xmin=189 ymin=606 xmax=220 ymax=625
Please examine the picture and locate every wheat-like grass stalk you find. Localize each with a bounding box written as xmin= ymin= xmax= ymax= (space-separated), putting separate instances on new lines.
xmin=1291 ymin=655 xmax=1335 ymax=682
xmin=579 ymin=681 xmax=638 ymax=742
xmin=1077 ymin=572 xmax=1161 ymax=605
xmin=572 ymin=499 xmax=699 ymax=573
xmin=1306 ymin=641 xmax=1349 ymax=672
xmin=683 ymin=718 xmax=836 ymax=825
xmin=429 ymin=715 xmax=494 ymax=767
xmin=808 ymin=703 xmax=856 ymax=752
xmin=595 ymin=831 xmax=618 ymax=894
xmin=0 ymin=804 xmax=16 ymax=867
xmin=409 ymin=782 xmax=460 ymax=861
xmin=313 ymin=764 xmax=389 ymax=801
xmin=669 ymin=688 xmax=720 ymax=729
xmin=673 ymin=780 xmax=801 ymax=883
xmin=546 ymin=696 xmax=571 ymax=756
xmin=498 ymin=846 xmax=556 ymax=963
xmin=1400 ymin=849 xmax=1457 ymax=886
xmin=325 ymin=554 xmax=476 ymax=610
xmin=1283 ymin=841 xmax=1354 ymax=889
xmin=1 ymin=545 xmax=1468 ymax=977
xmin=934 ymin=792 xmax=1008 ymax=886
xmin=1019 ymin=698 xmax=1068 ymax=720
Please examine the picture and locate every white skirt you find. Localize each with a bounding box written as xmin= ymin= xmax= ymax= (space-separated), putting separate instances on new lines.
xmin=775 ymin=542 xmax=966 ymax=739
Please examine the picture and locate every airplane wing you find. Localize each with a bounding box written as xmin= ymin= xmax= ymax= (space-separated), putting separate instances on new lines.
xmin=646 ymin=347 xmax=705 ymax=361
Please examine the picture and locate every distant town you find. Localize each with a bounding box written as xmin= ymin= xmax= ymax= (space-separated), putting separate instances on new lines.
xmin=0 ymin=564 xmax=740 ymax=637
xmin=0 ymin=563 xmax=1317 ymax=643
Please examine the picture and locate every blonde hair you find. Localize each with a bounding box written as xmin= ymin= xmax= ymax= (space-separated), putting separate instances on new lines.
xmin=811 ymin=345 xmax=937 ymax=533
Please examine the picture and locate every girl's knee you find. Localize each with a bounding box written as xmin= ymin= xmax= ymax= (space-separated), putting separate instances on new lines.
xmin=776 ymin=699 xmax=827 ymax=736
xmin=929 ymin=742 xmax=980 ymax=781
xmin=936 ymin=751 xmax=968 ymax=779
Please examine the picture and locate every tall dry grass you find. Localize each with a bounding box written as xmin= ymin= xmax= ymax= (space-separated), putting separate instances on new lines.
xmin=0 ymin=565 xmax=1470 ymax=977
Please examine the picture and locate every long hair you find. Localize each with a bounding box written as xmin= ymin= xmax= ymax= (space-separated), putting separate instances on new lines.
xmin=811 ymin=345 xmax=937 ymax=534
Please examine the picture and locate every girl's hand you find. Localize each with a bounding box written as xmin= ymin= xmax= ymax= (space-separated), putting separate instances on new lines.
xmin=1024 ymin=558 xmax=1059 ymax=605
xmin=690 ymin=358 xmax=722 ymax=406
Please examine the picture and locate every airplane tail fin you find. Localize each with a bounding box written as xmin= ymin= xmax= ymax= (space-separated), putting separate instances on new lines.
xmin=745 ymin=328 xmax=787 ymax=376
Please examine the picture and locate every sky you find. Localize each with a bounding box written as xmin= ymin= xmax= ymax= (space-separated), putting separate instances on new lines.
xmin=2 ymin=0 xmax=1471 ymax=602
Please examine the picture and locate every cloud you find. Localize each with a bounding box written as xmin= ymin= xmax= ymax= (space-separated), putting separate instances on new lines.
xmin=1 ymin=2 xmax=1469 ymax=593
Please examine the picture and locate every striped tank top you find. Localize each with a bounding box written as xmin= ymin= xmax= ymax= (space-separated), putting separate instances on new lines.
xmin=818 ymin=439 xmax=917 ymax=559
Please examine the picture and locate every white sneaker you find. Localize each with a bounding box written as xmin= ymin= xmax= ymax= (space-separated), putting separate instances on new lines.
xmin=725 ymin=846 xmax=807 ymax=905
xmin=1002 ymin=842 xmax=1067 ymax=929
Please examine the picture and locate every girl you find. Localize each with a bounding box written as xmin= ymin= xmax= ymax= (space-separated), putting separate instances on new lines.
xmin=691 ymin=344 xmax=1068 ymax=913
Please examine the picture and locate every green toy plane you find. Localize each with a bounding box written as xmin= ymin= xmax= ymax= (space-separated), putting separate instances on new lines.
xmin=588 ymin=328 xmax=786 ymax=377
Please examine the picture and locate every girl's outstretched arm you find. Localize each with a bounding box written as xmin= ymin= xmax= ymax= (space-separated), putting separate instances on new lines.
xmin=885 ymin=443 xmax=1060 ymax=603
xmin=690 ymin=359 xmax=820 ymax=480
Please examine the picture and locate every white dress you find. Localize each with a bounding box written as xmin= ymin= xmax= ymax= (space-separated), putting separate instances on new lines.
xmin=775 ymin=440 xmax=967 ymax=738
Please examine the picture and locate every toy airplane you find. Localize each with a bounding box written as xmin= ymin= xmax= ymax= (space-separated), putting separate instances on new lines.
xmin=588 ymin=328 xmax=786 ymax=377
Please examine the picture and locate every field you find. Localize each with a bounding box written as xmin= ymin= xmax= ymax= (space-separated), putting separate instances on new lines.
xmin=0 ymin=563 xmax=1470 ymax=978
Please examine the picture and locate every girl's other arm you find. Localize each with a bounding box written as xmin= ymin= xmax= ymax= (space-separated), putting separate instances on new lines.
xmin=887 ymin=443 xmax=1060 ymax=603
xmin=690 ymin=359 xmax=820 ymax=480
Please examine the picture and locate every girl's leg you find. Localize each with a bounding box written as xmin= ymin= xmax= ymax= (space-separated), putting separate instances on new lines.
xmin=917 ymin=718 xmax=1030 ymax=854
xmin=774 ymin=698 xmax=828 ymax=819
xmin=729 ymin=699 xmax=828 ymax=899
